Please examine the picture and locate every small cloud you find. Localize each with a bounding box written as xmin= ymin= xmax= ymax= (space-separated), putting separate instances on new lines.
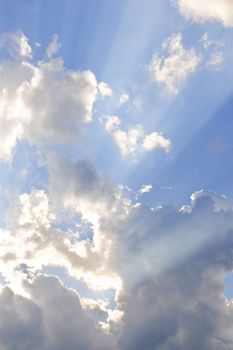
xmin=200 ymin=32 xmax=223 ymax=49
xmin=143 ymin=131 xmax=171 ymax=153
xmin=148 ymin=33 xmax=201 ymax=93
xmin=104 ymin=116 xmax=171 ymax=158
xmin=98 ymin=82 xmax=113 ymax=97
xmin=138 ymin=184 xmax=153 ymax=195
xmin=207 ymin=52 xmax=224 ymax=67
xmin=119 ymin=92 xmax=129 ymax=105
xmin=46 ymin=34 xmax=60 ymax=58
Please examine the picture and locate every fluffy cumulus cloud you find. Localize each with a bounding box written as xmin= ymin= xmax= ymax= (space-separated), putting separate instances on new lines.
xmin=21 ymin=58 xmax=98 ymax=145
xmin=105 ymin=115 xmax=171 ymax=157
xmin=174 ymin=0 xmax=233 ymax=27
xmin=2 ymin=152 xmax=233 ymax=349
xmin=0 ymin=33 xmax=110 ymax=161
xmin=148 ymin=33 xmax=201 ymax=93
xmin=0 ymin=275 xmax=115 ymax=350
xmin=101 ymin=190 xmax=233 ymax=350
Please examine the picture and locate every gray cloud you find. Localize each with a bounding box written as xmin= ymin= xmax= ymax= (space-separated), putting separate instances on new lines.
xmin=0 ymin=286 xmax=44 ymax=350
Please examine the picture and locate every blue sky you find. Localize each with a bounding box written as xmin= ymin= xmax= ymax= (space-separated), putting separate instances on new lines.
xmin=1 ymin=1 xmax=233 ymax=349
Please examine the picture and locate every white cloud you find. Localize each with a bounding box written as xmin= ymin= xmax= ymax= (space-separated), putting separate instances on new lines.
xmin=98 ymin=82 xmax=112 ymax=97
xmin=105 ymin=116 xmax=171 ymax=157
xmin=143 ymin=131 xmax=171 ymax=152
xmin=138 ymin=184 xmax=153 ymax=195
xmin=0 ymin=31 xmax=32 ymax=59
xmin=21 ymin=58 xmax=98 ymax=145
xmin=0 ymin=61 xmax=34 ymax=162
xmin=119 ymin=92 xmax=129 ymax=105
xmin=0 ymin=58 xmax=98 ymax=160
xmin=174 ymin=0 xmax=233 ymax=27
xmin=148 ymin=33 xmax=201 ymax=93
xmin=0 ymin=32 xmax=115 ymax=161
xmin=46 ymin=34 xmax=60 ymax=58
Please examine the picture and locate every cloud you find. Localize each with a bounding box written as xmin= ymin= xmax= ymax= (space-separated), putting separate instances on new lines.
xmin=119 ymin=92 xmax=129 ymax=105
xmin=174 ymin=0 xmax=233 ymax=27
xmin=105 ymin=116 xmax=171 ymax=157
xmin=0 ymin=31 xmax=32 ymax=59
xmin=0 ymin=32 xmax=112 ymax=161
xmin=143 ymin=131 xmax=171 ymax=152
xmin=0 ymin=286 xmax=44 ymax=349
xmin=0 ymin=275 xmax=116 ymax=350
xmin=200 ymin=32 xmax=223 ymax=49
xmin=26 ymin=275 xmax=116 ymax=350
xmin=148 ymin=33 xmax=201 ymax=93
xmin=0 ymin=60 xmax=33 ymax=162
xmin=138 ymin=184 xmax=153 ymax=195
xmin=48 ymin=155 xmax=122 ymax=220
xmin=199 ymin=33 xmax=224 ymax=68
xmin=21 ymin=58 xmax=98 ymax=145
xmin=98 ymin=82 xmax=113 ymax=97
xmin=208 ymin=52 xmax=224 ymax=67
xmin=45 ymin=157 xmax=233 ymax=349
xmin=46 ymin=34 xmax=60 ymax=58
xmin=103 ymin=190 xmax=233 ymax=349
xmin=2 ymin=158 xmax=233 ymax=349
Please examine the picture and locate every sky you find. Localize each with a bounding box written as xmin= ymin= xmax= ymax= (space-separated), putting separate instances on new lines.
xmin=0 ymin=0 xmax=233 ymax=349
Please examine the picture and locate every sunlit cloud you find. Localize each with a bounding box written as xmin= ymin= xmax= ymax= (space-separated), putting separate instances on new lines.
xmin=174 ymin=0 xmax=233 ymax=27
xmin=148 ymin=33 xmax=201 ymax=93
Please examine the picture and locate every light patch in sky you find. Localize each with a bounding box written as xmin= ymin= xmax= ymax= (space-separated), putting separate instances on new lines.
xmin=208 ymin=51 xmax=224 ymax=67
xmin=46 ymin=34 xmax=60 ymax=58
